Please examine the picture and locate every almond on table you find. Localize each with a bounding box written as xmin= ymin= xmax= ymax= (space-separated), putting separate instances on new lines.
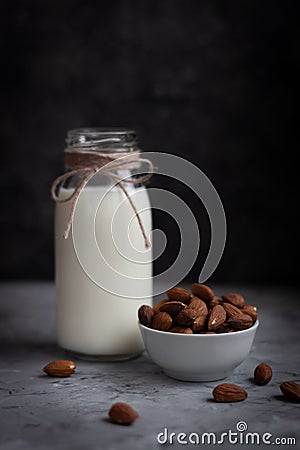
xmin=43 ymin=360 xmax=76 ymax=377
xmin=108 ymin=402 xmax=139 ymax=425
xmin=254 ymin=363 xmax=273 ymax=385
xmin=280 ymin=382 xmax=300 ymax=402
xmin=213 ymin=383 xmax=248 ymax=402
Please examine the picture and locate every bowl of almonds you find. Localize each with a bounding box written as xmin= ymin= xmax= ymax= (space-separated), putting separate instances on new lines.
xmin=138 ymin=283 xmax=259 ymax=382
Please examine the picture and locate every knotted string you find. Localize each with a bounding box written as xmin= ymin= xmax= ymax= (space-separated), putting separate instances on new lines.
xmin=51 ymin=150 xmax=153 ymax=248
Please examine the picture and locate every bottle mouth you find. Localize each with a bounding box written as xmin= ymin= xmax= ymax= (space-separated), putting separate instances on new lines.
xmin=66 ymin=128 xmax=139 ymax=152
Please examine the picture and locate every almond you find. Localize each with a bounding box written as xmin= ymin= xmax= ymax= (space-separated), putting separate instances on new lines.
xmin=166 ymin=287 xmax=191 ymax=304
xmin=170 ymin=326 xmax=193 ymax=334
xmin=222 ymin=293 xmax=245 ymax=308
xmin=153 ymin=298 xmax=169 ymax=314
xmin=43 ymin=360 xmax=76 ymax=377
xmin=209 ymin=296 xmax=221 ymax=308
xmin=280 ymin=382 xmax=300 ymax=402
xmin=241 ymin=305 xmax=258 ymax=322
xmin=207 ymin=305 xmax=226 ymax=331
xmin=213 ymin=383 xmax=248 ymax=402
xmin=138 ymin=305 xmax=154 ymax=327
xmin=192 ymin=315 xmax=207 ymax=332
xmin=190 ymin=283 xmax=214 ymax=303
xmin=189 ymin=297 xmax=208 ymax=316
xmin=108 ymin=402 xmax=139 ymax=425
xmin=159 ymin=301 xmax=186 ymax=316
xmin=175 ymin=307 xmax=198 ymax=326
xmin=254 ymin=363 xmax=272 ymax=385
xmin=217 ymin=322 xmax=235 ymax=333
xmin=222 ymin=302 xmax=244 ymax=318
xmin=228 ymin=314 xmax=253 ymax=330
xmin=200 ymin=331 xmax=216 ymax=334
xmin=152 ymin=312 xmax=172 ymax=331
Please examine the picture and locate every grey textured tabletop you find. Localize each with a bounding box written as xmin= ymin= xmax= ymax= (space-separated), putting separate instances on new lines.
xmin=0 ymin=282 xmax=299 ymax=450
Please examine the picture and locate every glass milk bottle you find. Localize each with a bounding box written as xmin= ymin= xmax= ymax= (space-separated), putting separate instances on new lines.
xmin=53 ymin=128 xmax=152 ymax=360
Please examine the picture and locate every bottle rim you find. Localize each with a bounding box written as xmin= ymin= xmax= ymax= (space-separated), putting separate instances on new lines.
xmin=66 ymin=128 xmax=139 ymax=152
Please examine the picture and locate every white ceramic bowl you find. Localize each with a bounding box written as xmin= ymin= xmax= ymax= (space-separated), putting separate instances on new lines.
xmin=139 ymin=320 xmax=259 ymax=382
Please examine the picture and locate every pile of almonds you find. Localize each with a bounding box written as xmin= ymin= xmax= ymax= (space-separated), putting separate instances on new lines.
xmin=138 ymin=283 xmax=257 ymax=334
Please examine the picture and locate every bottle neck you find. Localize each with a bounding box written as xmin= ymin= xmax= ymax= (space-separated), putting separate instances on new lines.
xmin=66 ymin=128 xmax=139 ymax=153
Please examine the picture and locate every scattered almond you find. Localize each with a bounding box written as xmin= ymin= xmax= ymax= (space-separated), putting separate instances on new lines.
xmin=43 ymin=360 xmax=76 ymax=377
xmin=254 ymin=363 xmax=272 ymax=385
xmin=280 ymin=382 xmax=300 ymax=403
xmin=213 ymin=383 xmax=248 ymax=402
xmin=108 ymin=402 xmax=139 ymax=425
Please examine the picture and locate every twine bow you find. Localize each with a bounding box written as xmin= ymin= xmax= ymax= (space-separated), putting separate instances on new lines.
xmin=51 ymin=150 xmax=153 ymax=248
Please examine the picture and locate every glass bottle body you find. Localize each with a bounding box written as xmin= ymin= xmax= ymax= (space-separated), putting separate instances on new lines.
xmin=55 ymin=129 xmax=152 ymax=360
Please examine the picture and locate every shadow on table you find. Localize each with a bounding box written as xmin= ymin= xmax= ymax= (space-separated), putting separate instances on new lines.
xmin=0 ymin=336 xmax=217 ymax=389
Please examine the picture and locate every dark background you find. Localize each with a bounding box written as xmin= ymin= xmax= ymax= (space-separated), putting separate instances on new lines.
xmin=1 ymin=1 xmax=298 ymax=283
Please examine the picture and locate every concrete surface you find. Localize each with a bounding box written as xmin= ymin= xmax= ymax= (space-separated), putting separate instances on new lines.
xmin=0 ymin=282 xmax=299 ymax=449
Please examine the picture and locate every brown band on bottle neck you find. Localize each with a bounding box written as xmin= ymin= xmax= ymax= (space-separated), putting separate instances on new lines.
xmin=64 ymin=150 xmax=142 ymax=171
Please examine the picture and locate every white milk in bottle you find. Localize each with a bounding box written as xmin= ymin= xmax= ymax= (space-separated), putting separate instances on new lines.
xmin=53 ymin=129 xmax=152 ymax=360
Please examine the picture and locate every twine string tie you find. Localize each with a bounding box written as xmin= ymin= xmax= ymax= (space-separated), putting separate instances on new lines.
xmin=51 ymin=150 xmax=153 ymax=248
